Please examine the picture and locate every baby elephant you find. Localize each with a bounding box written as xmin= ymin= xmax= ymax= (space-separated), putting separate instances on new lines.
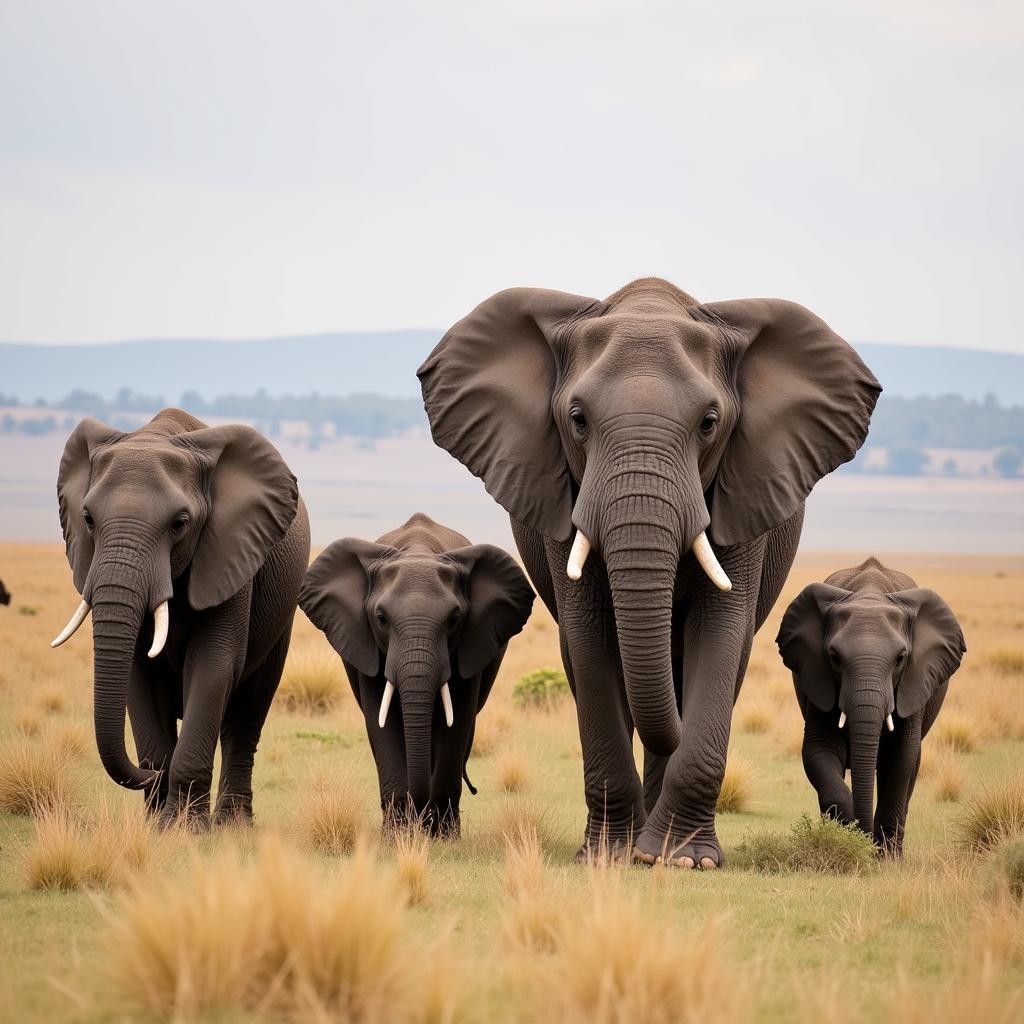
xmin=777 ymin=557 xmax=965 ymax=854
xmin=300 ymin=513 xmax=534 ymax=834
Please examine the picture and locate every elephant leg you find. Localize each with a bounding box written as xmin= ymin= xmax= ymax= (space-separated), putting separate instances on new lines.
xmin=874 ymin=715 xmax=923 ymax=857
xmin=801 ymin=709 xmax=853 ymax=824
xmin=643 ymin=656 xmax=683 ymax=814
xmin=127 ymin=656 xmax=178 ymax=815
xmin=634 ymin=600 xmax=751 ymax=869
xmin=356 ymin=670 xmax=409 ymax=830
xmin=214 ymin=624 xmax=292 ymax=825
xmin=428 ymin=673 xmax=481 ymax=837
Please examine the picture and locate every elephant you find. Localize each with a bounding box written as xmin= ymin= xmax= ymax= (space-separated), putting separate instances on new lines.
xmin=51 ymin=407 xmax=310 ymax=827
xmin=0 ymin=576 xmax=9 ymax=606
xmin=418 ymin=277 xmax=880 ymax=867
xmin=776 ymin=557 xmax=965 ymax=855
xmin=299 ymin=512 xmax=534 ymax=835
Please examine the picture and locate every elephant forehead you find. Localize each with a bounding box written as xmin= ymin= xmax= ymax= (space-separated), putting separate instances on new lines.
xmin=574 ymin=314 xmax=721 ymax=370
xmin=377 ymin=556 xmax=460 ymax=596
xmin=830 ymin=597 xmax=908 ymax=637
xmin=90 ymin=442 xmax=199 ymax=492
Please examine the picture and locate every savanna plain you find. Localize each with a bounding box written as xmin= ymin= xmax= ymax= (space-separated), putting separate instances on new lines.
xmin=1 ymin=543 xmax=1023 ymax=1023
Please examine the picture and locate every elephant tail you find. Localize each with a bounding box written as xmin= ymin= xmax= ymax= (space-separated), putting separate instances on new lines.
xmin=463 ymin=765 xmax=478 ymax=796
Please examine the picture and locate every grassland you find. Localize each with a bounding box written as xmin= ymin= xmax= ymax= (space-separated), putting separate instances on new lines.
xmin=1 ymin=543 xmax=1023 ymax=1021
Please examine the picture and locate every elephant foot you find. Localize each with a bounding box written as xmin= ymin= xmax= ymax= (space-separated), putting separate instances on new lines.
xmin=213 ymin=796 xmax=254 ymax=828
xmin=632 ymin=825 xmax=723 ymax=870
xmin=573 ymin=821 xmax=638 ymax=865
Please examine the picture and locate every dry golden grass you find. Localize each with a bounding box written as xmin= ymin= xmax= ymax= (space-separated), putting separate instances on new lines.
xmin=736 ymin=697 xmax=773 ymax=735
xmin=933 ymin=708 xmax=982 ymax=754
xmin=470 ymin=711 xmax=507 ymax=757
xmin=717 ymin=755 xmax=756 ymax=813
xmin=297 ymin=775 xmax=368 ymax=855
xmin=277 ymin=650 xmax=345 ymax=714
xmin=492 ymin=795 xmax=559 ymax=853
xmin=930 ymin=750 xmax=966 ymax=802
xmin=982 ymin=644 xmax=1024 ymax=677
xmin=36 ymin=688 xmax=65 ymax=715
xmin=955 ymin=770 xmax=1024 ymax=852
xmin=0 ymin=734 xmax=76 ymax=815
xmin=392 ymin=827 xmax=430 ymax=907
xmin=496 ymin=751 xmax=530 ymax=794
xmin=13 ymin=709 xmax=41 ymax=737
xmin=94 ymin=836 xmax=460 ymax=1022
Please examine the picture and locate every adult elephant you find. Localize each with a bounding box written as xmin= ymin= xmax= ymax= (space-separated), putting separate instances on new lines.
xmin=51 ymin=408 xmax=310 ymax=827
xmin=418 ymin=278 xmax=880 ymax=867
xmin=0 ymin=576 xmax=9 ymax=606
xmin=777 ymin=557 xmax=965 ymax=855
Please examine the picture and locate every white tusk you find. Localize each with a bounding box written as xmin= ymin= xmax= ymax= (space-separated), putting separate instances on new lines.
xmin=691 ymin=531 xmax=732 ymax=592
xmin=147 ymin=601 xmax=169 ymax=659
xmin=379 ymin=680 xmax=395 ymax=728
xmin=440 ymin=682 xmax=454 ymax=727
xmin=886 ymin=714 xmax=895 ymax=733
xmin=838 ymin=711 xmax=846 ymax=729
xmin=51 ymin=600 xmax=91 ymax=648
xmin=566 ymin=531 xmax=591 ymax=581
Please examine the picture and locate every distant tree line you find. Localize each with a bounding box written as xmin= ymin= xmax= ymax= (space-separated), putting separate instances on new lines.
xmin=1 ymin=389 xmax=1022 ymax=476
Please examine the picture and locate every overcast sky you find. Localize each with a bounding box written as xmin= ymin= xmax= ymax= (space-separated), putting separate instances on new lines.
xmin=1 ymin=1 xmax=1020 ymax=350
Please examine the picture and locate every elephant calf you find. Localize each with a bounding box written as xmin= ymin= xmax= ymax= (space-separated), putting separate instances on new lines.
xmin=777 ymin=557 xmax=965 ymax=854
xmin=300 ymin=513 xmax=534 ymax=835
xmin=0 ymin=576 xmax=10 ymax=606
xmin=52 ymin=408 xmax=310 ymax=827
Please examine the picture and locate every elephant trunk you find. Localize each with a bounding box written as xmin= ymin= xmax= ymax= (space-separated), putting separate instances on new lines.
xmin=847 ymin=687 xmax=886 ymax=837
xmin=88 ymin=540 xmax=161 ymax=790
xmin=400 ymin=685 xmax=436 ymax=814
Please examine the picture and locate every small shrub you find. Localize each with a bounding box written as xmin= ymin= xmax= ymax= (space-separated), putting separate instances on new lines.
xmin=0 ymin=735 xmax=76 ymax=815
xmin=931 ymin=751 xmax=965 ymax=803
xmin=496 ymin=752 xmax=530 ymax=794
xmin=736 ymin=815 xmax=876 ymax=874
xmin=277 ymin=652 xmax=344 ymax=714
xmin=512 ymin=667 xmax=571 ymax=710
xmin=17 ymin=605 xmax=37 ymax=616
xmin=933 ymin=709 xmax=981 ymax=754
xmin=955 ymin=771 xmax=1024 ymax=853
xmin=299 ymin=777 xmax=367 ymax=855
xmin=716 ymin=757 xmax=756 ymax=814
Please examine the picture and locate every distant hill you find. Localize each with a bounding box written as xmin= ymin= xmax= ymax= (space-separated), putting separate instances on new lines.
xmin=1 ymin=333 xmax=1021 ymax=405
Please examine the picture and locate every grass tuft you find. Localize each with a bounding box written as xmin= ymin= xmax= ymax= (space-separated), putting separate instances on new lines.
xmin=955 ymin=770 xmax=1024 ymax=852
xmin=983 ymin=644 xmax=1024 ymax=677
xmin=392 ymin=827 xmax=430 ymax=907
xmin=736 ymin=815 xmax=877 ymax=874
xmin=716 ymin=757 xmax=756 ymax=814
xmin=298 ymin=776 xmax=367 ymax=855
xmin=277 ymin=651 xmax=344 ymax=714
xmin=987 ymin=837 xmax=1024 ymax=902
xmin=933 ymin=709 xmax=981 ymax=754
xmin=931 ymin=750 xmax=966 ymax=802
xmin=0 ymin=735 xmax=77 ymax=815
xmin=496 ymin=751 xmax=530 ymax=794
xmin=736 ymin=698 xmax=773 ymax=735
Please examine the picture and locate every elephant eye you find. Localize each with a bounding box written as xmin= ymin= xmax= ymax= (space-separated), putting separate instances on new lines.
xmin=82 ymin=509 xmax=94 ymax=531
xmin=171 ymin=513 xmax=190 ymax=535
xmin=699 ymin=409 xmax=720 ymax=436
xmin=375 ymin=609 xmax=388 ymax=629
xmin=895 ymin=649 xmax=907 ymax=668
xmin=568 ymin=407 xmax=588 ymax=436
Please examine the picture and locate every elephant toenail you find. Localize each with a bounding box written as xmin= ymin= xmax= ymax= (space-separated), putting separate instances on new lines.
xmin=699 ymin=857 xmax=717 ymax=870
xmin=679 ymin=856 xmax=695 ymax=869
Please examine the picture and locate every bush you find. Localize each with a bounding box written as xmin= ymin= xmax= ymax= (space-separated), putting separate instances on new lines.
xmin=994 ymin=446 xmax=1022 ymax=478
xmin=512 ymin=667 xmax=571 ymax=710
xmin=955 ymin=771 xmax=1024 ymax=853
xmin=735 ymin=815 xmax=877 ymax=874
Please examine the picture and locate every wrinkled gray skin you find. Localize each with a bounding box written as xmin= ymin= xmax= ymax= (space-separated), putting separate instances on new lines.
xmin=300 ymin=513 xmax=534 ymax=835
xmin=55 ymin=408 xmax=310 ymax=827
xmin=778 ymin=558 xmax=965 ymax=855
xmin=0 ymin=577 xmax=10 ymax=606
xmin=419 ymin=278 xmax=880 ymax=867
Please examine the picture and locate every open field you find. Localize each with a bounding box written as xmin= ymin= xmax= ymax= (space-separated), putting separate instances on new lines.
xmin=1 ymin=544 xmax=1024 ymax=1021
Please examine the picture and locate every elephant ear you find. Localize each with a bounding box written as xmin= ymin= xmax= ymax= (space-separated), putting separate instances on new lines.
xmin=299 ymin=539 xmax=396 ymax=677
xmin=418 ymin=288 xmax=602 ymax=542
xmin=447 ymin=544 xmax=535 ymax=677
xmin=890 ymin=588 xmax=966 ymax=718
xmin=177 ymin=425 xmax=299 ymax=610
xmin=776 ymin=582 xmax=851 ymax=712
xmin=699 ymin=299 xmax=881 ymax=547
xmin=57 ymin=418 xmax=121 ymax=594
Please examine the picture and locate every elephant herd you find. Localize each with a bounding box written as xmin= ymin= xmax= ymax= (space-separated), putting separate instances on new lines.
xmin=46 ymin=277 xmax=965 ymax=866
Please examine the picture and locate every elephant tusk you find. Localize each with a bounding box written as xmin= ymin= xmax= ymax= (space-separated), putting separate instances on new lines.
xmin=379 ymin=680 xmax=395 ymax=728
xmin=691 ymin=532 xmax=732 ymax=592
xmin=566 ymin=531 xmax=591 ymax=581
xmin=51 ymin=600 xmax=91 ymax=648
xmin=440 ymin=682 xmax=454 ymax=727
xmin=886 ymin=714 xmax=895 ymax=732
xmin=838 ymin=711 xmax=846 ymax=729
xmin=147 ymin=601 xmax=170 ymax=659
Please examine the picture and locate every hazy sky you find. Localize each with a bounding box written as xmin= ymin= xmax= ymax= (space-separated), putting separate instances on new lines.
xmin=1 ymin=1 xmax=1021 ymax=349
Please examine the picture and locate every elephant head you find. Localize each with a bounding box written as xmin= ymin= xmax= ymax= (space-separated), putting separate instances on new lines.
xmin=418 ymin=280 xmax=880 ymax=755
xmin=299 ymin=538 xmax=534 ymax=812
xmin=0 ymin=577 xmax=10 ymax=606
xmin=53 ymin=409 xmax=298 ymax=790
xmin=777 ymin=583 xmax=965 ymax=831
